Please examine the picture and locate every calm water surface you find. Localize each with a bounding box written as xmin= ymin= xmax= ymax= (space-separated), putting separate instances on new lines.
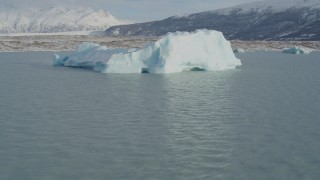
xmin=0 ymin=51 xmax=319 ymax=180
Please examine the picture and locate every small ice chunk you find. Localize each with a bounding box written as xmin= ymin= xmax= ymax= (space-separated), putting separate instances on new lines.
xmin=233 ymin=48 xmax=246 ymax=53
xmin=282 ymin=47 xmax=312 ymax=54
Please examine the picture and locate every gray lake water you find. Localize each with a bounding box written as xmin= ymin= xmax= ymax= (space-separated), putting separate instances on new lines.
xmin=0 ymin=51 xmax=320 ymax=180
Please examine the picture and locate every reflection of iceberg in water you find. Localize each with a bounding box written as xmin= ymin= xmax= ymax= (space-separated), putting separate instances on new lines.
xmin=54 ymin=29 xmax=242 ymax=73
xmin=160 ymin=71 xmax=237 ymax=176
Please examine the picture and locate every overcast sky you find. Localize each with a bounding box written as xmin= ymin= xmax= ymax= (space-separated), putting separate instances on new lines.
xmin=2 ymin=0 xmax=260 ymax=22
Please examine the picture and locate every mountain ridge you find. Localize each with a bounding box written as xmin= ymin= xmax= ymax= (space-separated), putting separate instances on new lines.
xmin=105 ymin=0 xmax=320 ymax=40
xmin=0 ymin=5 xmax=122 ymax=33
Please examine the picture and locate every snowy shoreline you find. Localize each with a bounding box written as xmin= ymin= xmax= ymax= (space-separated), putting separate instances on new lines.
xmin=1 ymin=34 xmax=320 ymax=52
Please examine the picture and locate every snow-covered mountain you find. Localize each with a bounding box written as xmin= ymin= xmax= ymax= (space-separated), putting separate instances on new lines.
xmin=105 ymin=0 xmax=320 ymax=40
xmin=0 ymin=4 xmax=122 ymax=34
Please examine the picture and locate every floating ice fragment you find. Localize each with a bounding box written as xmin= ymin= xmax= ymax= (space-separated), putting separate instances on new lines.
xmin=282 ymin=47 xmax=312 ymax=54
xmin=233 ymin=48 xmax=246 ymax=53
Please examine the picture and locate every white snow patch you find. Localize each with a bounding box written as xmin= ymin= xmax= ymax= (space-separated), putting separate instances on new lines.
xmin=54 ymin=29 xmax=242 ymax=73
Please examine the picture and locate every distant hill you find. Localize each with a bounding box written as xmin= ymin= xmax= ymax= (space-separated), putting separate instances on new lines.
xmin=0 ymin=4 xmax=123 ymax=33
xmin=105 ymin=0 xmax=320 ymax=40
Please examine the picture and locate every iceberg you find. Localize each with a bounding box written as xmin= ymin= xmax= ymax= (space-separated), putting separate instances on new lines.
xmin=282 ymin=47 xmax=312 ymax=54
xmin=54 ymin=29 xmax=241 ymax=73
